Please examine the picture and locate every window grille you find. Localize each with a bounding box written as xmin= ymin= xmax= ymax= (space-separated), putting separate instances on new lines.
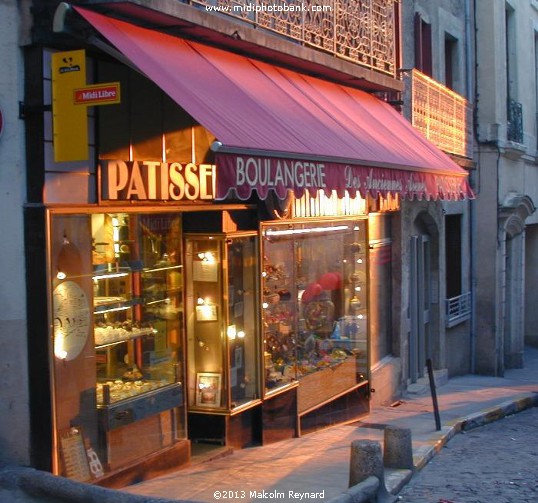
xmin=445 ymin=292 xmax=471 ymax=328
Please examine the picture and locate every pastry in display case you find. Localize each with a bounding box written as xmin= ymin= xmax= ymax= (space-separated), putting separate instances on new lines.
xmin=90 ymin=213 xmax=185 ymax=468
xmin=50 ymin=212 xmax=188 ymax=481
xmin=92 ymin=267 xmax=179 ymax=412
xmin=262 ymin=248 xmax=297 ymax=390
xmin=261 ymin=219 xmax=369 ymax=411
xmin=93 ymin=267 xmax=155 ymax=347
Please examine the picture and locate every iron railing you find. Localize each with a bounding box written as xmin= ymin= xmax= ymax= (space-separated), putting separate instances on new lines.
xmin=445 ymin=291 xmax=471 ymax=328
xmin=507 ymin=98 xmax=523 ymax=144
xmin=188 ymin=0 xmax=399 ymax=77
xmin=404 ymin=69 xmax=473 ymax=159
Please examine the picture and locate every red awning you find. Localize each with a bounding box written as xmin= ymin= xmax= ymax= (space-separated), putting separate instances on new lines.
xmin=74 ymin=7 xmax=473 ymax=201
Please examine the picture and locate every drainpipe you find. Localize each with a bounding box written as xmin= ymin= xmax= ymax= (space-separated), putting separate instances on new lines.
xmin=467 ymin=0 xmax=477 ymax=373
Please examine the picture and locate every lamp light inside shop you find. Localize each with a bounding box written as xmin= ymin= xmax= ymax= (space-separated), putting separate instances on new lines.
xmin=56 ymin=234 xmax=82 ymax=280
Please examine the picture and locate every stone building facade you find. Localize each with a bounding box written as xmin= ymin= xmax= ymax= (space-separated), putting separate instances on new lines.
xmin=0 ymin=0 xmax=481 ymax=479
xmin=0 ymin=0 xmax=31 ymax=466
xmin=474 ymin=0 xmax=538 ymax=374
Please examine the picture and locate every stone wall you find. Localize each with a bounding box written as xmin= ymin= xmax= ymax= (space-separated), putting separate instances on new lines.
xmin=0 ymin=0 xmax=30 ymax=466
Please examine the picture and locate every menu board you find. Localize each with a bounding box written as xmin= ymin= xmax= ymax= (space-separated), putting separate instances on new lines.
xmin=59 ymin=427 xmax=91 ymax=482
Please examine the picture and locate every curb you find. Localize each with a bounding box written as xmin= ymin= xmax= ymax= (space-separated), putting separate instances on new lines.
xmin=325 ymin=476 xmax=379 ymax=503
xmin=458 ymin=393 xmax=538 ymax=431
xmin=328 ymin=391 xmax=538 ymax=503
xmin=414 ymin=392 xmax=538 ymax=472
xmin=0 ymin=467 xmax=188 ymax=503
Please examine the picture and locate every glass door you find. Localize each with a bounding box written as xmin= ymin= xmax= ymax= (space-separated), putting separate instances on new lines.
xmin=185 ymin=233 xmax=260 ymax=414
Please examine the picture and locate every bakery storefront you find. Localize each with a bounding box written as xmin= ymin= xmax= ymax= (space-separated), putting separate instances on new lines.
xmin=25 ymin=6 xmax=472 ymax=487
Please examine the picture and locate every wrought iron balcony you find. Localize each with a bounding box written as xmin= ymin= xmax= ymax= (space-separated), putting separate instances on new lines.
xmin=188 ymin=0 xmax=399 ymax=77
xmin=404 ymin=69 xmax=473 ymax=159
xmin=507 ymin=99 xmax=523 ymax=144
xmin=445 ymin=291 xmax=471 ymax=328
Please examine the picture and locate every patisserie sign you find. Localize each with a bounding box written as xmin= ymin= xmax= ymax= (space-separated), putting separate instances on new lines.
xmin=100 ymin=160 xmax=216 ymax=202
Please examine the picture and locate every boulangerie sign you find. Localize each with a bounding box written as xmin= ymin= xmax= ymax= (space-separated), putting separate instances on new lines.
xmin=216 ymin=153 xmax=473 ymax=201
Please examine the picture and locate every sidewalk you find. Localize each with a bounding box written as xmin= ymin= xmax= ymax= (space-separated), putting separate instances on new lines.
xmin=122 ymin=346 xmax=538 ymax=502
xmin=2 ymin=346 xmax=538 ymax=503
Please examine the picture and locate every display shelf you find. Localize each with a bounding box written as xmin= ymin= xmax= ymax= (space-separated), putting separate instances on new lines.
xmin=142 ymin=264 xmax=183 ymax=274
xmin=264 ymin=379 xmax=299 ymax=398
xmin=143 ymin=287 xmax=182 ymax=300
xmin=93 ymin=301 xmax=135 ymax=315
xmin=141 ymin=260 xmax=183 ymax=323
xmin=144 ymin=303 xmax=183 ymax=321
xmin=296 ymin=355 xmax=358 ymax=413
xmin=94 ymin=296 xmax=128 ymax=306
xmin=94 ymin=327 xmax=156 ymax=349
xmin=93 ymin=249 xmax=180 ymax=404
xmin=92 ymin=267 xmax=131 ymax=280
xmin=97 ymin=382 xmax=183 ymax=430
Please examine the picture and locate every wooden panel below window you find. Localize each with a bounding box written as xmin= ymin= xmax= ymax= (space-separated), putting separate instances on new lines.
xmin=106 ymin=411 xmax=174 ymax=471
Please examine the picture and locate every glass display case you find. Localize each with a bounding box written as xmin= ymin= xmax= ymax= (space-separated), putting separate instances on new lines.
xmin=261 ymin=218 xmax=369 ymax=414
xmin=51 ymin=212 xmax=187 ymax=480
xmin=185 ymin=233 xmax=260 ymax=446
xmin=92 ymin=213 xmax=185 ymax=470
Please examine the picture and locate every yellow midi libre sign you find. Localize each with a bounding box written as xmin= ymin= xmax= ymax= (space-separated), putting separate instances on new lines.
xmin=52 ymin=50 xmax=121 ymax=162
xmin=52 ymin=50 xmax=88 ymax=162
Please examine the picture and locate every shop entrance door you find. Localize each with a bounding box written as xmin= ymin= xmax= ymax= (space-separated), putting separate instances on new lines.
xmin=409 ymin=234 xmax=431 ymax=382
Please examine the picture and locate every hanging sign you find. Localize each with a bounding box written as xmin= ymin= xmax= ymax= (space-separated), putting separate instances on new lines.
xmin=73 ymin=83 xmax=121 ymax=106
xmin=52 ymin=50 xmax=88 ymax=162
xmin=52 ymin=49 xmax=121 ymax=162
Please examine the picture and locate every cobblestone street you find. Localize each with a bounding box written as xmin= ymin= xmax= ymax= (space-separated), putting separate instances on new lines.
xmin=397 ymin=407 xmax=538 ymax=503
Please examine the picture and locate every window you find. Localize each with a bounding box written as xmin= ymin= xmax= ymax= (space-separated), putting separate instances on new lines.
xmin=50 ymin=211 xmax=187 ymax=479
xmin=445 ymin=215 xmax=462 ymax=298
xmin=445 ymin=214 xmax=471 ymax=328
xmin=260 ymin=219 xmax=369 ymax=411
xmin=444 ymin=34 xmax=457 ymax=91
xmin=535 ymin=30 xmax=538 ymax=148
xmin=505 ymin=5 xmax=523 ymax=143
xmin=414 ymin=13 xmax=433 ymax=76
xmin=505 ymin=4 xmax=516 ymax=101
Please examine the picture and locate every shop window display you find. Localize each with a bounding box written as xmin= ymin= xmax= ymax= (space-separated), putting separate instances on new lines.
xmin=50 ymin=212 xmax=186 ymax=480
xmin=185 ymin=234 xmax=259 ymax=413
xmin=261 ymin=219 xmax=368 ymax=411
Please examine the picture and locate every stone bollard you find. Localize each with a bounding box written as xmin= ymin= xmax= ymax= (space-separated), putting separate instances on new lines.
xmin=383 ymin=426 xmax=414 ymax=470
xmin=349 ymin=440 xmax=398 ymax=503
xmin=349 ymin=440 xmax=384 ymax=487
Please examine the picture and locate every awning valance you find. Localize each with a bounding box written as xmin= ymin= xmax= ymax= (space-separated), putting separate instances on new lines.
xmin=74 ymin=6 xmax=473 ymax=201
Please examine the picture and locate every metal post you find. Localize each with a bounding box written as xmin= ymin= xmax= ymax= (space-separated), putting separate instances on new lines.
xmin=426 ymin=358 xmax=441 ymax=431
